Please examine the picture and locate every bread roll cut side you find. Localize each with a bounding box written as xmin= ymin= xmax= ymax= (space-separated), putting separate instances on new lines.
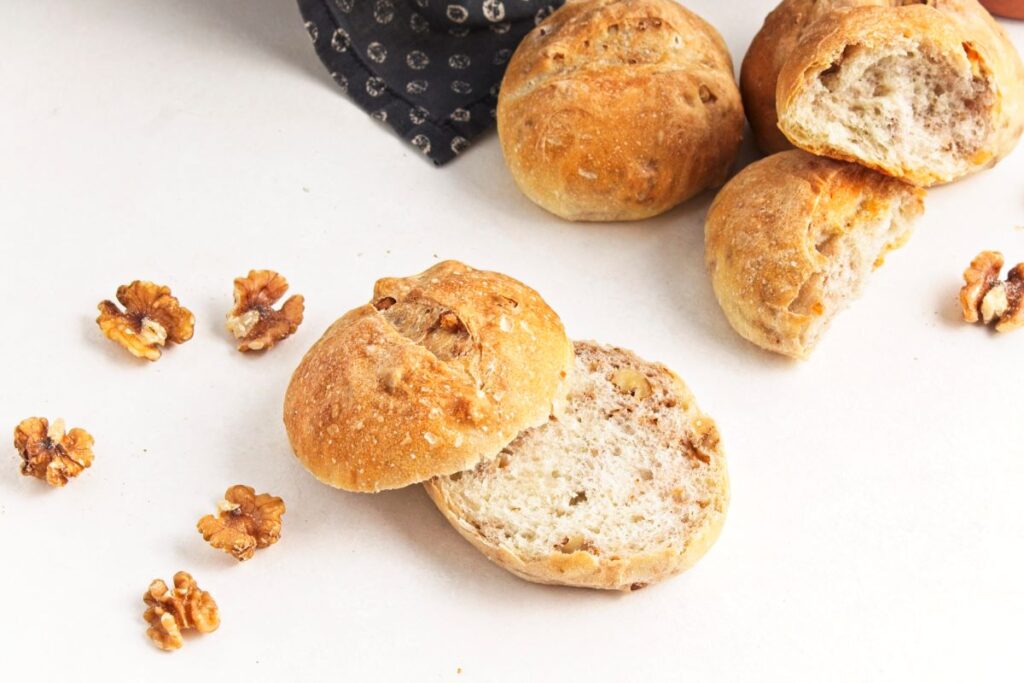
xmin=741 ymin=0 xmax=897 ymax=155
xmin=426 ymin=341 xmax=729 ymax=592
xmin=776 ymin=4 xmax=1023 ymax=186
xmin=284 ymin=261 xmax=574 ymax=493
xmin=705 ymin=150 xmax=926 ymax=359
xmin=740 ymin=0 xmax=802 ymax=155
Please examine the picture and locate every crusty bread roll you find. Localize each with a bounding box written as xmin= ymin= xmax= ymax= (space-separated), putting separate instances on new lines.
xmin=774 ymin=0 xmax=1024 ymax=186
xmin=283 ymin=261 xmax=573 ymax=493
xmin=742 ymin=0 xmax=881 ymax=154
xmin=705 ymin=150 xmax=925 ymax=359
xmin=426 ymin=341 xmax=728 ymax=591
xmin=497 ymin=0 xmax=744 ymax=222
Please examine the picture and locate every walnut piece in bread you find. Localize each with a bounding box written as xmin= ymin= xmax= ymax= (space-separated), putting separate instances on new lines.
xmin=497 ymin=0 xmax=744 ymax=221
xmin=283 ymin=261 xmax=574 ymax=492
xmin=774 ymin=1 xmax=1024 ymax=186
xmin=426 ymin=341 xmax=728 ymax=592
xmin=705 ymin=150 xmax=925 ymax=359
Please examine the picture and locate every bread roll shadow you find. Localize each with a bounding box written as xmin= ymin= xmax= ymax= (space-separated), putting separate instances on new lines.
xmin=443 ymin=131 xmax=557 ymax=225
xmin=340 ymin=484 xmax=632 ymax=600
xmin=643 ymin=187 xmax=796 ymax=366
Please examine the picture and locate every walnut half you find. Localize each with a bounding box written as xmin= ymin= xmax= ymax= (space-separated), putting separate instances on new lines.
xmin=13 ymin=417 xmax=94 ymax=487
xmin=97 ymin=281 xmax=195 ymax=361
xmin=197 ymin=485 xmax=285 ymax=561
xmin=226 ymin=270 xmax=304 ymax=352
xmin=960 ymin=251 xmax=1024 ymax=333
xmin=610 ymin=368 xmax=653 ymax=400
xmin=143 ymin=571 xmax=220 ymax=651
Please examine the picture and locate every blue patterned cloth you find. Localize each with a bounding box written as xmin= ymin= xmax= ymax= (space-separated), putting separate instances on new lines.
xmin=298 ymin=0 xmax=564 ymax=165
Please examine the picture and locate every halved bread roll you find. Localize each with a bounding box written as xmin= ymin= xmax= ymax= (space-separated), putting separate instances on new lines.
xmin=283 ymin=261 xmax=573 ymax=493
xmin=742 ymin=0 xmax=884 ymax=155
xmin=426 ymin=341 xmax=728 ymax=592
xmin=705 ymin=150 xmax=926 ymax=359
xmin=775 ymin=1 xmax=1024 ymax=186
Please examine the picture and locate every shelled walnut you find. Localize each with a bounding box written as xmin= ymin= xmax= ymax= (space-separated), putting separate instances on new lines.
xmin=197 ymin=485 xmax=285 ymax=561
xmin=96 ymin=281 xmax=195 ymax=360
xmin=13 ymin=417 xmax=94 ymax=487
xmin=610 ymin=367 xmax=653 ymax=400
xmin=143 ymin=571 xmax=219 ymax=651
xmin=225 ymin=270 xmax=304 ymax=352
xmin=960 ymin=251 xmax=1024 ymax=333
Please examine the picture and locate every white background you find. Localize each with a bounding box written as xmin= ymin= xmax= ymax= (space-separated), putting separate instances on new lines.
xmin=1 ymin=1 xmax=1022 ymax=680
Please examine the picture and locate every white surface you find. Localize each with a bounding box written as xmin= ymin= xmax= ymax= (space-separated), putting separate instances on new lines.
xmin=1 ymin=1 xmax=1022 ymax=680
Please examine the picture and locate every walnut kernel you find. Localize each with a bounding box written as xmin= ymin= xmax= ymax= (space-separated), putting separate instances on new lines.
xmin=197 ymin=485 xmax=285 ymax=561
xmin=13 ymin=417 xmax=94 ymax=487
xmin=960 ymin=251 xmax=1024 ymax=333
xmin=610 ymin=368 xmax=653 ymax=399
xmin=97 ymin=281 xmax=195 ymax=361
xmin=226 ymin=270 xmax=304 ymax=351
xmin=143 ymin=571 xmax=219 ymax=651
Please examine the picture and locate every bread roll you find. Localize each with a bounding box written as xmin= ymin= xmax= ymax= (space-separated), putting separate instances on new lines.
xmin=705 ymin=150 xmax=926 ymax=359
xmin=426 ymin=341 xmax=729 ymax=592
xmin=497 ymin=0 xmax=744 ymax=222
xmin=774 ymin=1 xmax=1024 ymax=186
xmin=283 ymin=261 xmax=574 ymax=493
xmin=742 ymin=0 xmax=884 ymax=154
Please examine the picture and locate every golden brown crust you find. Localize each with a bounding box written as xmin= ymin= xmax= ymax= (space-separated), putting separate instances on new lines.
xmin=704 ymin=150 xmax=925 ymax=359
xmin=424 ymin=343 xmax=729 ymax=592
xmin=283 ymin=261 xmax=573 ymax=493
xmin=774 ymin=1 xmax=1024 ymax=186
xmin=497 ymin=0 xmax=744 ymax=222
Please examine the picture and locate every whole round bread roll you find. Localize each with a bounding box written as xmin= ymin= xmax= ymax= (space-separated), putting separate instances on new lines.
xmin=705 ymin=150 xmax=926 ymax=359
xmin=283 ymin=261 xmax=574 ymax=493
xmin=774 ymin=0 xmax=1024 ymax=186
xmin=497 ymin=0 xmax=744 ymax=222
xmin=426 ymin=341 xmax=728 ymax=591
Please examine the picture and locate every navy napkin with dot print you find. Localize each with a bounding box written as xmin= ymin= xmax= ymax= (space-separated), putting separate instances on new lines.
xmin=297 ymin=0 xmax=564 ymax=165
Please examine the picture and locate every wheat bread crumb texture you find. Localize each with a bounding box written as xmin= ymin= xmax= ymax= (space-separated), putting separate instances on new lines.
xmin=705 ymin=150 xmax=925 ymax=359
xmin=497 ymin=0 xmax=744 ymax=221
xmin=283 ymin=261 xmax=574 ymax=492
xmin=742 ymin=0 xmax=890 ymax=154
xmin=773 ymin=0 xmax=1024 ymax=186
xmin=426 ymin=341 xmax=729 ymax=591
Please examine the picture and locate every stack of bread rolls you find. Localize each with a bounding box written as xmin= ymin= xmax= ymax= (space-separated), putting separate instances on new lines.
xmin=715 ymin=0 xmax=1023 ymax=358
xmin=497 ymin=0 xmax=1022 ymax=358
xmin=284 ymin=261 xmax=728 ymax=591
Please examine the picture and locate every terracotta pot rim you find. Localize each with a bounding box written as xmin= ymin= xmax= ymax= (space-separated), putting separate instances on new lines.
xmin=980 ymin=0 xmax=1024 ymax=20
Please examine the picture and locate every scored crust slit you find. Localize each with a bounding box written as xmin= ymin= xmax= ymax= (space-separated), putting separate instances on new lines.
xmin=283 ymin=261 xmax=574 ymax=493
xmin=425 ymin=342 xmax=729 ymax=592
xmin=705 ymin=150 xmax=926 ymax=359
xmin=774 ymin=2 xmax=1024 ymax=186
